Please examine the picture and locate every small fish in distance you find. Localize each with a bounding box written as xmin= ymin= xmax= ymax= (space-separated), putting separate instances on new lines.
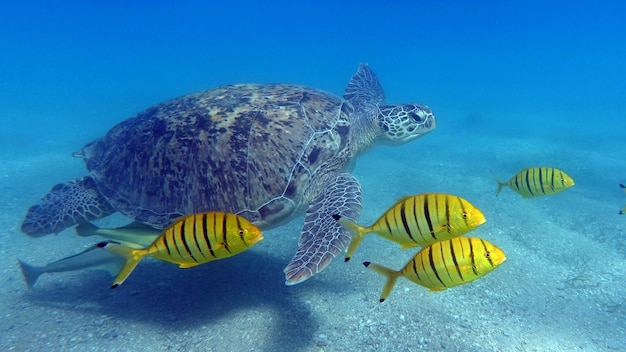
xmin=495 ymin=167 xmax=574 ymax=198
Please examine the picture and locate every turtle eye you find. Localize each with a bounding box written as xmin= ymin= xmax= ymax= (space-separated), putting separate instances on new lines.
xmin=409 ymin=112 xmax=423 ymax=122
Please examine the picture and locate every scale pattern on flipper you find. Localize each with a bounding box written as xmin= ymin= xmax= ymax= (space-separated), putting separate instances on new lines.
xmin=22 ymin=177 xmax=115 ymax=237
xmin=284 ymin=173 xmax=362 ymax=285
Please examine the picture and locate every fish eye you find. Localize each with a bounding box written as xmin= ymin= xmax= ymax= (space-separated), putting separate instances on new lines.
xmin=238 ymin=229 xmax=246 ymax=236
xmin=462 ymin=212 xmax=468 ymax=219
xmin=485 ymin=251 xmax=491 ymax=259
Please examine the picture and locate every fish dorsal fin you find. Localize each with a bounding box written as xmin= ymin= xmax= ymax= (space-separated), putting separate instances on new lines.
xmin=396 ymin=195 xmax=413 ymax=203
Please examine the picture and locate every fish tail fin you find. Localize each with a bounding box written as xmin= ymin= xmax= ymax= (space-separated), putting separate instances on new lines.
xmin=494 ymin=175 xmax=507 ymax=196
xmin=332 ymin=214 xmax=367 ymax=262
xmin=363 ymin=261 xmax=401 ymax=303
xmin=75 ymin=222 xmax=99 ymax=237
xmin=17 ymin=259 xmax=42 ymax=289
xmin=98 ymin=242 xmax=145 ymax=289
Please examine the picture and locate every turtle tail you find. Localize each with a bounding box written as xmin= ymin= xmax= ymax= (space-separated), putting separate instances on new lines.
xmin=21 ymin=176 xmax=115 ymax=237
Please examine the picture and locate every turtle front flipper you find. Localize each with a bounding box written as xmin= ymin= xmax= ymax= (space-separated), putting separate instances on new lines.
xmin=284 ymin=173 xmax=363 ymax=285
xmin=21 ymin=176 xmax=115 ymax=237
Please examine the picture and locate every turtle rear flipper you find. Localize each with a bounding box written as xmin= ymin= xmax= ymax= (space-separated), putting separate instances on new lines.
xmin=21 ymin=176 xmax=115 ymax=237
xmin=284 ymin=173 xmax=362 ymax=285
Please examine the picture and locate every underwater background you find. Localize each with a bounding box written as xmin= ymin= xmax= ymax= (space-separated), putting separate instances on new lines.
xmin=1 ymin=1 xmax=625 ymax=351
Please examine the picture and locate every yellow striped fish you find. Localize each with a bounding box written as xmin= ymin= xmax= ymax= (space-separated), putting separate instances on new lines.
xmin=333 ymin=193 xmax=486 ymax=262
xmin=495 ymin=167 xmax=574 ymax=198
xmin=619 ymin=183 xmax=626 ymax=215
xmin=364 ymin=237 xmax=506 ymax=302
xmin=100 ymin=212 xmax=263 ymax=288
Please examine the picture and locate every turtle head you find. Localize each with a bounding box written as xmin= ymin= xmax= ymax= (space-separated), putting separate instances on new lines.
xmin=376 ymin=104 xmax=436 ymax=144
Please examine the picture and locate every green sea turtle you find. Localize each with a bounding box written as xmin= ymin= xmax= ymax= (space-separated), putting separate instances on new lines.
xmin=21 ymin=63 xmax=436 ymax=285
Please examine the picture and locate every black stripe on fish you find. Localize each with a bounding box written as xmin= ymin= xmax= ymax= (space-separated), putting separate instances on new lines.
xmin=207 ymin=213 xmax=216 ymax=258
xmin=424 ymin=194 xmax=436 ymax=239
xmin=428 ymin=244 xmax=446 ymax=288
xmin=538 ymin=167 xmax=546 ymax=194
xmin=469 ymin=238 xmax=478 ymax=276
xmin=450 ymin=237 xmax=463 ymax=281
xmin=412 ymin=197 xmax=425 ymax=243
xmin=434 ymin=194 xmax=444 ymax=236
xmin=412 ymin=256 xmax=421 ymax=282
xmin=525 ymin=170 xmax=535 ymax=197
xmin=173 ymin=222 xmax=186 ymax=260
xmin=192 ymin=215 xmax=207 ymax=260
xmin=179 ymin=219 xmax=197 ymax=262
xmin=545 ymin=167 xmax=556 ymax=193
xmin=384 ymin=214 xmax=394 ymax=239
xmin=163 ymin=228 xmax=174 ymax=257
xmin=222 ymin=213 xmax=231 ymax=254
xmin=439 ymin=240 xmax=454 ymax=283
xmin=399 ymin=202 xmax=414 ymax=243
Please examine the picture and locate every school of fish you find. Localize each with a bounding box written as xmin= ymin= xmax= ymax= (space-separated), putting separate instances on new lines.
xmin=331 ymin=166 xmax=576 ymax=302
xmin=18 ymin=164 xmax=579 ymax=305
xmin=334 ymin=192 xmax=505 ymax=302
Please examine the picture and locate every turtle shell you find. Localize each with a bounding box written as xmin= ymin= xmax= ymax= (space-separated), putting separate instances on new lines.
xmin=81 ymin=84 xmax=353 ymax=229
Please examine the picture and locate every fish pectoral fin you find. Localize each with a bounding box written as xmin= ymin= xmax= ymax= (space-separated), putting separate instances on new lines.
xmin=178 ymin=263 xmax=201 ymax=269
xmin=459 ymin=264 xmax=474 ymax=275
xmin=433 ymin=224 xmax=448 ymax=234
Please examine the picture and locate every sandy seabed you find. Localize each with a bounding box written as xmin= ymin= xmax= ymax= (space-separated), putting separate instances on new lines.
xmin=1 ymin=131 xmax=625 ymax=352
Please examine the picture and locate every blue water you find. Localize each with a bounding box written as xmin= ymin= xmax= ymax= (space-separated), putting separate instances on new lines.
xmin=2 ymin=0 xmax=625 ymax=149
xmin=1 ymin=1 xmax=625 ymax=351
